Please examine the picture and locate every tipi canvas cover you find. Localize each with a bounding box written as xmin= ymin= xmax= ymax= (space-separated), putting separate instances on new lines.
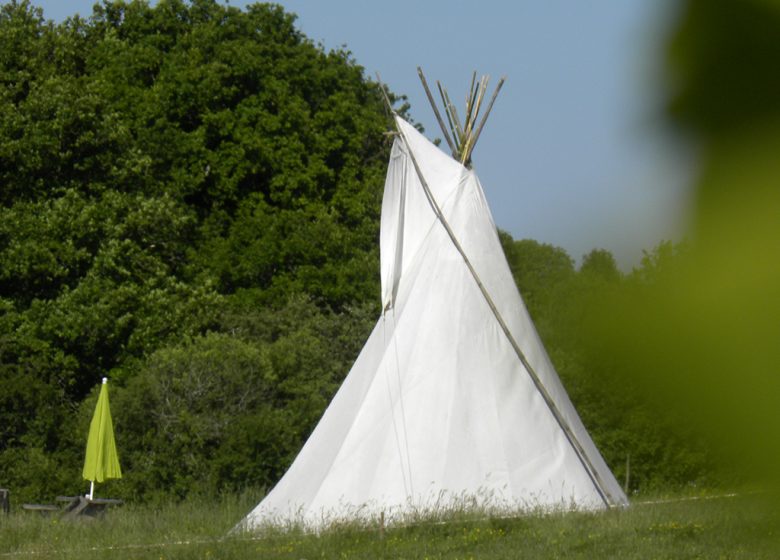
xmin=242 ymin=116 xmax=628 ymax=530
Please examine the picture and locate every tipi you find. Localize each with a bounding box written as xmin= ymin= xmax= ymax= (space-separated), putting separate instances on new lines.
xmin=241 ymin=77 xmax=628 ymax=530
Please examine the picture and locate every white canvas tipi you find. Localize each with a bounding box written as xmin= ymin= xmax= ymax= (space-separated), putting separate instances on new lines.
xmin=241 ymin=114 xmax=628 ymax=530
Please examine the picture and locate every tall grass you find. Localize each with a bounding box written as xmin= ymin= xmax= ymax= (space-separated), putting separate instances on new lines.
xmin=0 ymin=490 xmax=777 ymax=559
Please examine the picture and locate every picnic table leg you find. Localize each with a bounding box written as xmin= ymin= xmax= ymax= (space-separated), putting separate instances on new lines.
xmin=0 ymin=489 xmax=9 ymax=515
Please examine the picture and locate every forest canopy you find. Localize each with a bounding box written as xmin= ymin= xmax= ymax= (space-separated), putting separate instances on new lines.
xmin=0 ymin=0 xmax=400 ymax=500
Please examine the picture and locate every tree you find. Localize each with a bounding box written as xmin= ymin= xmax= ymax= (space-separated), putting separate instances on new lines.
xmin=0 ymin=0 xmax=398 ymax=500
xmin=111 ymin=297 xmax=376 ymax=500
xmin=580 ymin=249 xmax=621 ymax=283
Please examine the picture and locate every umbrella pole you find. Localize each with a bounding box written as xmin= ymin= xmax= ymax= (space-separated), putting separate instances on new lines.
xmin=88 ymin=481 xmax=94 ymax=500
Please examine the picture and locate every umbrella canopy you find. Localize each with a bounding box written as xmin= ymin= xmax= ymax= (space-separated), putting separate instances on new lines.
xmin=83 ymin=377 xmax=121 ymax=497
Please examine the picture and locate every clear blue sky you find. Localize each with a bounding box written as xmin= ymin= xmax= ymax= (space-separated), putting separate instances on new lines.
xmin=31 ymin=0 xmax=693 ymax=267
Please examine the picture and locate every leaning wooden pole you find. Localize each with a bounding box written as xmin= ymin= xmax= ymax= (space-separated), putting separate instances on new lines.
xmin=417 ymin=67 xmax=458 ymax=158
xmin=465 ymin=75 xmax=505 ymax=164
xmin=460 ymin=76 xmax=489 ymax=166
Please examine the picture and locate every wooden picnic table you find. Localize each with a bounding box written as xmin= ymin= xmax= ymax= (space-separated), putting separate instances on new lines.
xmin=22 ymin=496 xmax=123 ymax=518
xmin=57 ymin=496 xmax=123 ymax=518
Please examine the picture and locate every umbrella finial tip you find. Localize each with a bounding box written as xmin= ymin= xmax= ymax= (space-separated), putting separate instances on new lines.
xmin=102 ymin=377 xmax=108 ymax=384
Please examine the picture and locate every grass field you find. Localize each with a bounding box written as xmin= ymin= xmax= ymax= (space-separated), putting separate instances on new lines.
xmin=1 ymin=490 xmax=777 ymax=559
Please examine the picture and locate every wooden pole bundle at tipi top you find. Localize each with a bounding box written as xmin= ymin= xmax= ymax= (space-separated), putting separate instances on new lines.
xmin=416 ymin=67 xmax=505 ymax=168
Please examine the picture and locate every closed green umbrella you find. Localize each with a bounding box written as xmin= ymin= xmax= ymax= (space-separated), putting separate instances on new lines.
xmin=83 ymin=377 xmax=121 ymax=499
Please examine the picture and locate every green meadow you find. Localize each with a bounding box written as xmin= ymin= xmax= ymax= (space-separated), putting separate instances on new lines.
xmin=1 ymin=490 xmax=777 ymax=559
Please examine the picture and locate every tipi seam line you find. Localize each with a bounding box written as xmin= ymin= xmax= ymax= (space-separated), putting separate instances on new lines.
xmin=381 ymin=313 xmax=412 ymax=499
xmin=390 ymin=306 xmax=415 ymax=498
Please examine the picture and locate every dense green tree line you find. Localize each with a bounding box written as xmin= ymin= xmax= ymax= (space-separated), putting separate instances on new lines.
xmin=1 ymin=0 xmax=718 ymax=504
xmin=0 ymin=0 xmax=399 ymax=501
